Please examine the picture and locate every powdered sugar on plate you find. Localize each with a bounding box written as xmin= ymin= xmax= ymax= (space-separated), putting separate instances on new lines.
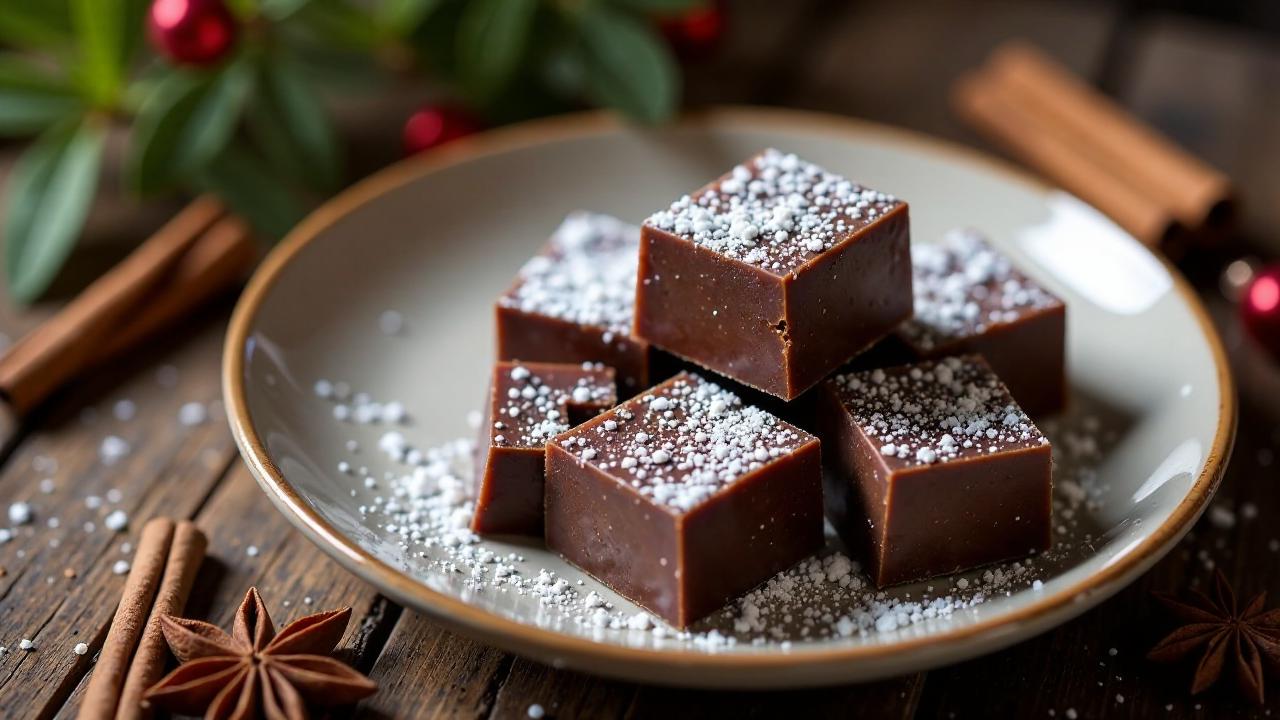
xmin=320 ymin=377 xmax=1116 ymax=650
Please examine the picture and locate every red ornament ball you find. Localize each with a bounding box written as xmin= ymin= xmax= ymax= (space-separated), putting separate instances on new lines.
xmin=148 ymin=0 xmax=238 ymax=66
xmin=659 ymin=1 xmax=725 ymax=58
xmin=402 ymin=106 xmax=482 ymax=157
xmin=1241 ymin=264 xmax=1280 ymax=360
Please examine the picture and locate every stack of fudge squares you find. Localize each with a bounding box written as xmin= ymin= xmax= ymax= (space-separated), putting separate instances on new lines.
xmin=476 ymin=148 xmax=1067 ymax=628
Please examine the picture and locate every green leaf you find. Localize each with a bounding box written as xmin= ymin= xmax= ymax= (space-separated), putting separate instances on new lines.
xmin=0 ymin=55 xmax=82 ymax=136
xmin=376 ymin=0 xmax=442 ymax=35
xmin=247 ymin=56 xmax=341 ymax=191
xmin=295 ymin=0 xmax=381 ymax=51
xmin=579 ymin=6 xmax=679 ymax=123
xmin=129 ymin=60 xmax=255 ymax=194
xmin=3 ymin=119 xmax=106 ymax=302
xmin=608 ymin=0 xmax=705 ymax=11
xmin=118 ymin=0 xmax=151 ymax=71
xmin=456 ymin=0 xmax=537 ymax=100
xmin=71 ymin=0 xmax=125 ymax=105
xmin=0 ymin=1 xmax=74 ymax=52
xmin=194 ymin=145 xmax=306 ymax=239
xmin=259 ymin=0 xmax=312 ymax=21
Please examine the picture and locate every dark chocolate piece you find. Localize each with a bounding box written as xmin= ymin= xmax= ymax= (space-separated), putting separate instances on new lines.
xmin=472 ymin=361 xmax=615 ymax=537
xmin=815 ymin=355 xmax=1052 ymax=587
xmin=895 ymin=229 xmax=1066 ymax=415
xmin=635 ymin=148 xmax=912 ymax=401
xmin=545 ymin=371 xmax=822 ymax=627
xmin=496 ymin=212 xmax=653 ymax=391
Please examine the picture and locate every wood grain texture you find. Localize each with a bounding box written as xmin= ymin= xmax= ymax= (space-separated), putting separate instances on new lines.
xmin=358 ymin=612 xmax=513 ymax=720
xmin=0 ymin=322 xmax=233 ymax=719
xmin=6 ymin=3 xmax=1280 ymax=718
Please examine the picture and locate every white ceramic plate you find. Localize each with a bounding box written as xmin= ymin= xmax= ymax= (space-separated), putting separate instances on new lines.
xmin=224 ymin=108 xmax=1234 ymax=688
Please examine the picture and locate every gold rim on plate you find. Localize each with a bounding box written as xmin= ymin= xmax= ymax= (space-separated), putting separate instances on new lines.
xmin=222 ymin=107 xmax=1236 ymax=680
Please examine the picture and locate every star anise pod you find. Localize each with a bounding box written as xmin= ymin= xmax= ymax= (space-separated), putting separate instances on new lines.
xmin=143 ymin=587 xmax=377 ymax=719
xmin=1148 ymin=569 xmax=1280 ymax=705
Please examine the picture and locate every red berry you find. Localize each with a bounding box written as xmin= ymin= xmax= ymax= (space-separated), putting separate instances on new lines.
xmin=402 ymin=106 xmax=482 ymax=157
xmin=148 ymin=0 xmax=238 ymax=66
xmin=660 ymin=1 xmax=725 ymax=59
xmin=1241 ymin=264 xmax=1280 ymax=361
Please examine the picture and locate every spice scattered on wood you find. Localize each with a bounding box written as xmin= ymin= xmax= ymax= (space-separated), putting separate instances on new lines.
xmin=1148 ymin=569 xmax=1280 ymax=705
xmin=143 ymin=588 xmax=377 ymax=719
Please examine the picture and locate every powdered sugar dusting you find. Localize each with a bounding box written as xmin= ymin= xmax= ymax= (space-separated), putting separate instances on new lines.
xmin=901 ymin=229 xmax=1061 ymax=352
xmin=553 ymin=372 xmax=814 ymax=511
xmin=829 ymin=356 xmax=1046 ymax=467
xmin=326 ymin=378 xmax=1113 ymax=651
xmin=498 ymin=212 xmax=639 ymax=337
xmin=488 ymin=362 xmax=614 ymax=448
xmin=645 ymin=148 xmax=902 ymax=274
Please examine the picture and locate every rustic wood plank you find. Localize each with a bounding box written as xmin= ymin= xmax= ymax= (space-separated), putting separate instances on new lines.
xmin=0 ymin=318 xmax=235 ymax=719
xmin=626 ymin=675 xmax=923 ymax=720
xmin=489 ymin=659 xmax=638 ymax=720
xmin=1116 ymin=15 xmax=1280 ymax=251
xmin=357 ymin=612 xmax=513 ymax=720
xmin=789 ymin=0 xmax=1119 ymax=144
xmin=55 ymin=463 xmax=396 ymax=718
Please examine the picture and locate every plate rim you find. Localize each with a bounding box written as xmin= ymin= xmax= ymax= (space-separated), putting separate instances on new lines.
xmin=222 ymin=106 xmax=1237 ymax=679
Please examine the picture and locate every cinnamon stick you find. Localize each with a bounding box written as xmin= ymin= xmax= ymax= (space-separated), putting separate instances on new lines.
xmin=115 ymin=521 xmax=207 ymax=720
xmin=0 ymin=197 xmax=224 ymax=416
xmin=985 ymin=42 xmax=1234 ymax=229
xmin=99 ymin=215 xmax=256 ymax=361
xmin=79 ymin=518 xmax=176 ymax=720
xmin=951 ymin=71 xmax=1179 ymax=247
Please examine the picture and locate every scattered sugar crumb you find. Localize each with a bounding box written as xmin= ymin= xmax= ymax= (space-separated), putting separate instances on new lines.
xmin=73 ymin=642 xmax=88 ymax=656
xmin=8 ymin=502 xmax=32 ymax=525
xmin=112 ymin=560 xmax=131 ymax=576
xmin=104 ymin=510 xmax=128 ymax=532
xmin=178 ymin=402 xmax=208 ymax=426
xmin=527 ymin=704 xmax=545 ymax=719
xmin=99 ymin=436 xmax=131 ymax=466
xmin=1208 ymin=504 xmax=1236 ymax=529
xmin=379 ymin=310 xmax=406 ymax=336
xmin=19 ymin=639 xmax=35 ymax=651
xmin=246 ymin=545 xmax=259 ymax=557
xmin=113 ymin=399 xmax=136 ymax=422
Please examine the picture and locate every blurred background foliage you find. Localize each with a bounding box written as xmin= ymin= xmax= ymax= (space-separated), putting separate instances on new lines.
xmin=0 ymin=0 xmax=705 ymax=303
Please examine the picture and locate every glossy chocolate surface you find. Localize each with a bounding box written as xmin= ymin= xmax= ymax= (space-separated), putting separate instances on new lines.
xmin=545 ymin=371 xmax=822 ymax=627
xmin=816 ymin=355 xmax=1052 ymax=587
xmin=471 ymin=361 xmax=615 ymax=537
xmin=895 ymin=229 xmax=1066 ymax=415
xmin=635 ymin=149 xmax=912 ymax=400
xmin=497 ymin=212 xmax=653 ymax=392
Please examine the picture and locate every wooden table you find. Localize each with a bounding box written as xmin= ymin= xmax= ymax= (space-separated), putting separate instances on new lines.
xmin=2 ymin=2 xmax=1278 ymax=717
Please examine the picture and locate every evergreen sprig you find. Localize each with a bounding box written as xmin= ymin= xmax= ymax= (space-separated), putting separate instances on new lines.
xmin=0 ymin=0 xmax=700 ymax=302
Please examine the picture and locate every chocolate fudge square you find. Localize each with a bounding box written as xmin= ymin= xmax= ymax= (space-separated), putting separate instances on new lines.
xmin=815 ymin=356 xmax=1052 ymax=587
xmin=896 ymin=229 xmax=1066 ymax=415
xmin=497 ymin=212 xmax=654 ymax=392
xmin=545 ymin=371 xmax=822 ymax=627
xmin=472 ymin=361 xmax=615 ymax=537
xmin=635 ymin=149 xmax=912 ymax=400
